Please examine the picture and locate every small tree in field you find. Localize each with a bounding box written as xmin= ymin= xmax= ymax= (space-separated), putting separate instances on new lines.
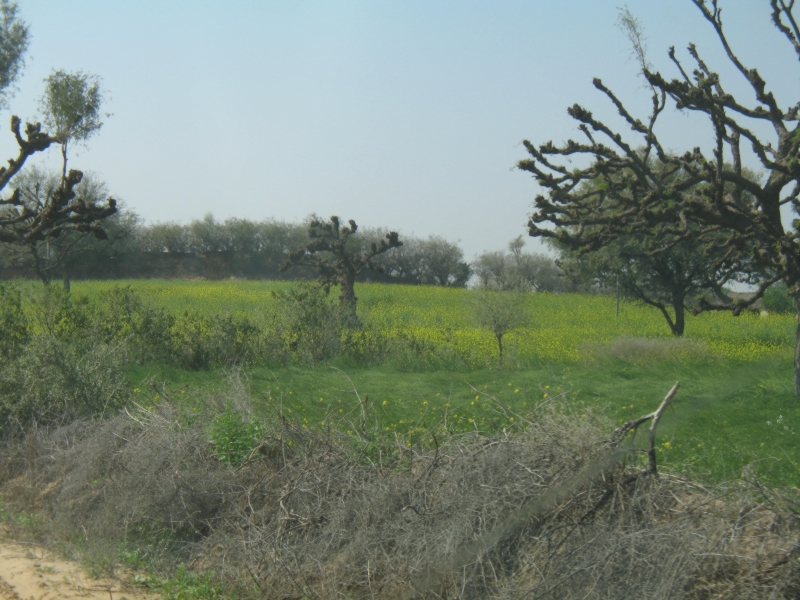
xmin=472 ymin=289 xmax=529 ymax=363
xmin=281 ymin=215 xmax=402 ymax=314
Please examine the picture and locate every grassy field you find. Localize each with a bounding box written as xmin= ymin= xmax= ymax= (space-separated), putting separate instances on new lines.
xmin=65 ymin=279 xmax=800 ymax=487
xmin=70 ymin=278 xmax=790 ymax=364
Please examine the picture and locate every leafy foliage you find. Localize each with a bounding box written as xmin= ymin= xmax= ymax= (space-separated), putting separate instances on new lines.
xmin=0 ymin=282 xmax=27 ymax=360
xmin=39 ymin=69 xmax=106 ymax=148
xmin=0 ymin=0 xmax=28 ymax=108
xmin=210 ymin=408 xmax=264 ymax=466
xmin=380 ymin=234 xmax=470 ymax=286
xmin=763 ymin=282 xmax=795 ymax=314
xmin=271 ymin=283 xmax=347 ymax=365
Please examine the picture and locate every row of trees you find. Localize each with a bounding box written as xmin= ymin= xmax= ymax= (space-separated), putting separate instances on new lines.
xmin=1 ymin=171 xmax=574 ymax=290
xmin=0 ymin=202 xmax=481 ymax=285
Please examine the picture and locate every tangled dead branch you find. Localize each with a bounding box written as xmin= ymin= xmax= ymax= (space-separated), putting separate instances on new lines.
xmin=0 ymin=381 xmax=798 ymax=599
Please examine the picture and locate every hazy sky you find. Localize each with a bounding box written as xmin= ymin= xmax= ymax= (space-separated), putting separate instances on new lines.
xmin=1 ymin=1 xmax=795 ymax=260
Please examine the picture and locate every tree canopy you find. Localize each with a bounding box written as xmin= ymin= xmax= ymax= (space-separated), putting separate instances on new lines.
xmin=551 ymin=159 xmax=757 ymax=336
xmin=39 ymin=70 xmax=107 ymax=179
xmin=0 ymin=0 xmax=27 ymax=109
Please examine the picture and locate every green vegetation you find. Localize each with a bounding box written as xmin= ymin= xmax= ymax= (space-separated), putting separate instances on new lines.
xmin=1 ymin=278 xmax=786 ymax=487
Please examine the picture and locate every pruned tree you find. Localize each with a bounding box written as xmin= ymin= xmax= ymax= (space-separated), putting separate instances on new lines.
xmin=281 ymin=215 xmax=402 ymax=312
xmin=0 ymin=167 xmax=129 ymax=287
xmin=0 ymin=116 xmax=116 ymax=283
xmin=551 ymin=161 xmax=757 ymax=336
xmin=518 ymin=0 xmax=800 ymax=392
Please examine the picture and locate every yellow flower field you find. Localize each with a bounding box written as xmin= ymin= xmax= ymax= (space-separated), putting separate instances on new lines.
xmin=67 ymin=279 xmax=795 ymax=367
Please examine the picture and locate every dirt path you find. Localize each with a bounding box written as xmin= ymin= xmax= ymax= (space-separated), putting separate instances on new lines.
xmin=0 ymin=537 xmax=155 ymax=600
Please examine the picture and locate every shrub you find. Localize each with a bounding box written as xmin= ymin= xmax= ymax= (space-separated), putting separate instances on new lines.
xmin=0 ymin=335 xmax=130 ymax=434
xmin=90 ymin=285 xmax=175 ymax=362
xmin=762 ymin=282 xmax=795 ymax=313
xmin=0 ymin=284 xmax=29 ymax=361
xmin=272 ymin=283 xmax=347 ymax=365
xmin=26 ymin=284 xmax=92 ymax=339
xmin=209 ymin=409 xmax=264 ymax=466
xmin=169 ymin=311 xmax=264 ymax=370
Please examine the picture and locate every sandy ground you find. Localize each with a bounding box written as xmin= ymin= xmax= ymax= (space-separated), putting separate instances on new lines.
xmin=0 ymin=536 xmax=155 ymax=600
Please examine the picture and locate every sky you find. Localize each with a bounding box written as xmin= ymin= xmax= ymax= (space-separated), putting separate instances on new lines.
xmin=0 ymin=1 xmax=796 ymax=261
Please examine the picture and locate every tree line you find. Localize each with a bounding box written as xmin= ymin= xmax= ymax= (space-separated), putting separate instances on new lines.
xmin=0 ymin=198 xmax=483 ymax=285
xmin=0 ymin=203 xmax=581 ymax=291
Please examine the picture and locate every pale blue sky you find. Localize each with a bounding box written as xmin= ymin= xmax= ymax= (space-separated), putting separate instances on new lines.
xmin=1 ymin=1 xmax=795 ymax=259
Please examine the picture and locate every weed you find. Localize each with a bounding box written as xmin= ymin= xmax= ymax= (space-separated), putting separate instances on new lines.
xmin=210 ymin=409 xmax=264 ymax=466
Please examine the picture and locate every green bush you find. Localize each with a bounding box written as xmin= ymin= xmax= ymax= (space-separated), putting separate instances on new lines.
xmin=169 ymin=311 xmax=264 ymax=370
xmin=26 ymin=284 xmax=92 ymax=339
xmin=0 ymin=284 xmax=29 ymax=361
xmin=209 ymin=408 xmax=264 ymax=466
xmin=24 ymin=285 xmax=92 ymax=339
xmin=761 ymin=283 xmax=795 ymax=313
xmin=90 ymin=286 xmax=175 ymax=362
xmin=272 ymin=284 xmax=347 ymax=365
xmin=0 ymin=335 xmax=130 ymax=433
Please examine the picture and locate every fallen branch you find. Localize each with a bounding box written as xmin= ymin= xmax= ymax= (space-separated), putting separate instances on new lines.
xmin=611 ymin=381 xmax=680 ymax=473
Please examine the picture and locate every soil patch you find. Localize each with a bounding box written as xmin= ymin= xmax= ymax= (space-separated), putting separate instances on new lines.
xmin=0 ymin=530 xmax=154 ymax=600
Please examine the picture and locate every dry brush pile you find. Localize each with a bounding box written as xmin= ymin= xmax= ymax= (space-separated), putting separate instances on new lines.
xmin=1 ymin=383 xmax=799 ymax=599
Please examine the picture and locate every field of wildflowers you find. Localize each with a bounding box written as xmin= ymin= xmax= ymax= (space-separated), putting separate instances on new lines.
xmin=72 ymin=279 xmax=794 ymax=366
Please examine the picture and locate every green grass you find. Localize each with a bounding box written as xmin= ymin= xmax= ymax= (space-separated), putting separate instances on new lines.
xmin=31 ymin=277 xmax=797 ymax=487
xmin=131 ymin=356 xmax=800 ymax=488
